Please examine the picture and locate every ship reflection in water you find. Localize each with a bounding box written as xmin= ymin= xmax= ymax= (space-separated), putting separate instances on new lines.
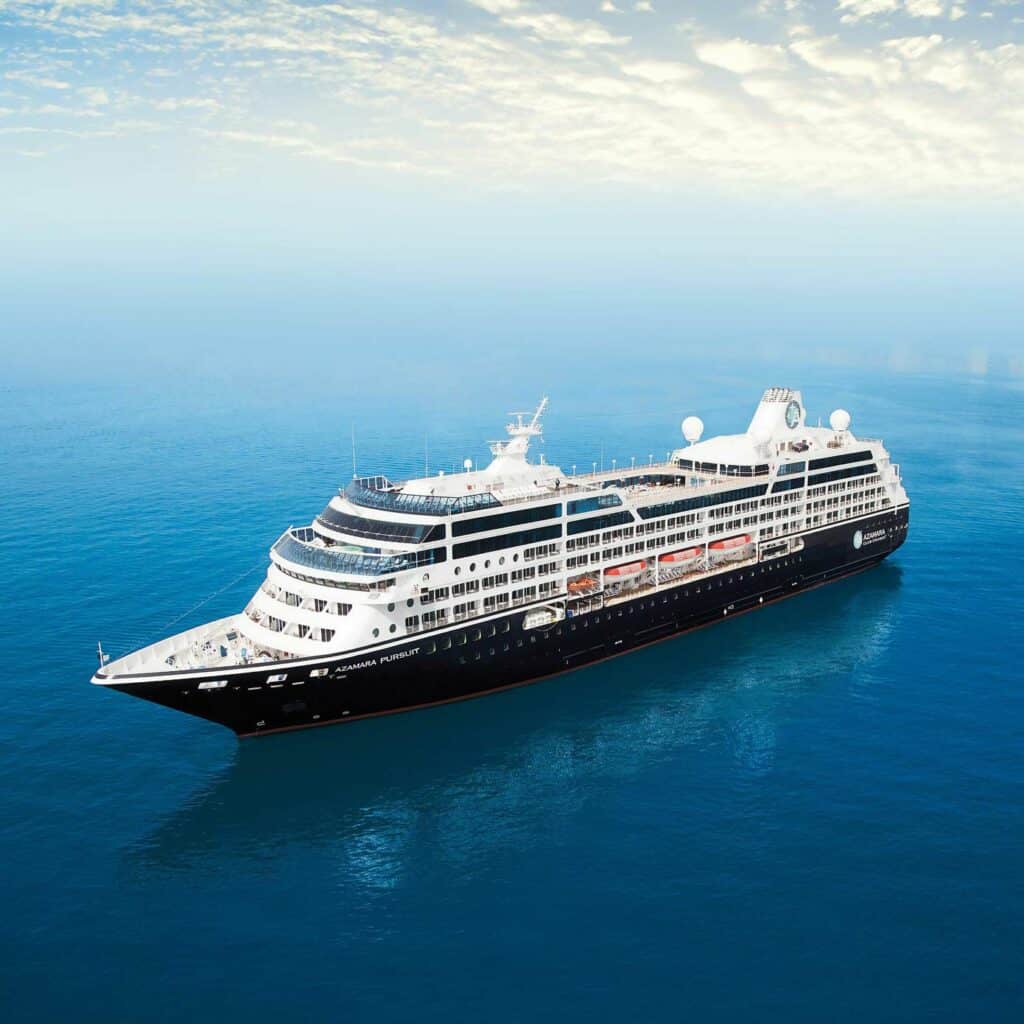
xmin=129 ymin=565 xmax=903 ymax=886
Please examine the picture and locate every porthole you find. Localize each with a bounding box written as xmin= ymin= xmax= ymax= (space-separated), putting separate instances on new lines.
xmin=372 ymin=628 xmax=380 ymax=638
xmin=389 ymin=624 xmax=397 ymax=634
xmin=387 ymin=602 xmax=395 ymax=612
xmin=513 ymin=554 xmax=519 ymax=562
xmin=406 ymin=598 xmax=414 ymax=608
xmin=484 ymin=559 xmax=491 ymax=569
xmin=470 ymin=562 xmax=477 ymax=572
xmin=454 ymin=566 xmax=461 ymax=576
xmin=499 ymin=556 xmax=506 ymax=565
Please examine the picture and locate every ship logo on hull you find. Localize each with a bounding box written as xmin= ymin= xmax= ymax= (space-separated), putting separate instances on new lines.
xmin=853 ymin=530 xmax=863 ymax=550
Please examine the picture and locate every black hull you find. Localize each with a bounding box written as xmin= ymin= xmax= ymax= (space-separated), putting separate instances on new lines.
xmin=102 ymin=508 xmax=909 ymax=737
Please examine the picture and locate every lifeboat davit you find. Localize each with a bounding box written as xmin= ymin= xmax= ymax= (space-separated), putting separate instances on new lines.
xmin=604 ymin=561 xmax=646 ymax=579
xmin=659 ymin=547 xmax=702 ymax=565
xmin=709 ymin=534 xmax=753 ymax=551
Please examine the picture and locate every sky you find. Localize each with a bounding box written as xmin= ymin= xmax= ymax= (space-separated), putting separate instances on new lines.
xmin=2 ymin=1 xmax=1022 ymax=381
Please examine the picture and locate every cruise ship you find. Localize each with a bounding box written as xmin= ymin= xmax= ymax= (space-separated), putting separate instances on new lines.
xmin=92 ymin=389 xmax=910 ymax=737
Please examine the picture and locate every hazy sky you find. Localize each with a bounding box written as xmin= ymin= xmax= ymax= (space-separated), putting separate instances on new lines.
xmin=2 ymin=1 xmax=1022 ymax=379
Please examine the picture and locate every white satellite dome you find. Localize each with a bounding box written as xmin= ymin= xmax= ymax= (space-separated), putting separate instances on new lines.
xmin=682 ymin=416 xmax=704 ymax=444
xmin=463 ymin=458 xmax=473 ymax=470
xmin=829 ymin=409 xmax=851 ymax=432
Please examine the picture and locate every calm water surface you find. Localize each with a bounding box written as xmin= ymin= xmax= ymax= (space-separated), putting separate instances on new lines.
xmin=1 ymin=361 xmax=1021 ymax=1021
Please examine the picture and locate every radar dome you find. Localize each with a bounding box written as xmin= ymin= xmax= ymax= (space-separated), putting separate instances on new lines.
xmin=463 ymin=458 xmax=473 ymax=470
xmin=682 ymin=416 xmax=704 ymax=444
xmin=829 ymin=409 xmax=851 ymax=432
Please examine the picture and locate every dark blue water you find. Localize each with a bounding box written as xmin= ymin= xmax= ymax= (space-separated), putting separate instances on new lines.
xmin=2 ymin=361 xmax=1022 ymax=1021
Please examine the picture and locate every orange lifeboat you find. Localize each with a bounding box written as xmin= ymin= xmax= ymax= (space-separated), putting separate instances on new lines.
xmin=604 ymin=561 xmax=646 ymax=579
xmin=659 ymin=547 xmax=702 ymax=565
xmin=568 ymin=577 xmax=597 ymax=594
xmin=709 ymin=534 xmax=752 ymax=551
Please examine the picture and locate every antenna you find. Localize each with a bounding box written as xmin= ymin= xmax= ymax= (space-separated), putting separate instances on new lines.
xmin=425 ymin=436 xmax=429 ymax=477
xmin=490 ymin=395 xmax=549 ymax=460
xmin=351 ymin=424 xmax=357 ymax=479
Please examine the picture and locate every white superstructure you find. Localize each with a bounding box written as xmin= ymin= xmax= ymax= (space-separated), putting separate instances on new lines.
xmin=100 ymin=389 xmax=907 ymax=678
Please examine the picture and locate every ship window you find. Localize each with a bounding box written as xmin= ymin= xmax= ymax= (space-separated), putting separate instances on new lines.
xmin=470 ymin=628 xmax=482 ymax=641
xmin=452 ymin=503 xmax=563 ymax=537
xmin=456 ymin=633 xmax=467 ymax=646
xmin=486 ymin=624 xmax=497 ymax=637
xmin=425 ymin=641 xmax=436 ymax=654
xmin=440 ymin=636 xmax=452 ymax=650
xmin=452 ymin=524 xmax=562 ymax=559
xmin=389 ymin=624 xmax=397 ymax=634
xmin=372 ymin=628 xmax=380 ymax=638
xmin=809 ymin=449 xmax=871 ymax=471
xmin=316 ymin=505 xmax=446 ymax=544
xmin=567 ymin=510 xmax=634 ymax=536
xmin=568 ymin=494 xmax=622 ymax=515
xmin=406 ymin=598 xmax=414 ymax=607
xmin=387 ymin=602 xmax=395 ymax=612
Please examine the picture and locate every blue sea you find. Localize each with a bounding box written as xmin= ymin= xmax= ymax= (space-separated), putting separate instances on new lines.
xmin=2 ymin=353 xmax=1022 ymax=1022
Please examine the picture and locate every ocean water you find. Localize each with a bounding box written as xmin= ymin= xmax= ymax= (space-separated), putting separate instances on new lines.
xmin=1 ymin=358 xmax=1022 ymax=1022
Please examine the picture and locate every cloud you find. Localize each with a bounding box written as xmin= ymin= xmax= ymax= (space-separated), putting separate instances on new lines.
xmin=620 ymin=59 xmax=699 ymax=83
xmin=78 ymin=86 xmax=110 ymax=106
xmin=904 ymin=0 xmax=944 ymax=16
xmin=882 ymin=34 xmax=944 ymax=60
xmin=5 ymin=70 xmax=71 ymax=90
xmin=695 ymin=38 xmax=789 ymax=74
xmin=0 ymin=0 xmax=1021 ymax=198
xmin=153 ymin=97 xmax=222 ymax=113
xmin=837 ymin=0 xmax=964 ymax=20
xmin=502 ymin=12 xmax=629 ymax=45
xmin=837 ymin=0 xmax=901 ymax=21
xmin=790 ymin=33 xmax=901 ymax=84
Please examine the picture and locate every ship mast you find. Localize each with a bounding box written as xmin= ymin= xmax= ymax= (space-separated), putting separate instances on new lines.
xmin=489 ymin=396 xmax=548 ymax=460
